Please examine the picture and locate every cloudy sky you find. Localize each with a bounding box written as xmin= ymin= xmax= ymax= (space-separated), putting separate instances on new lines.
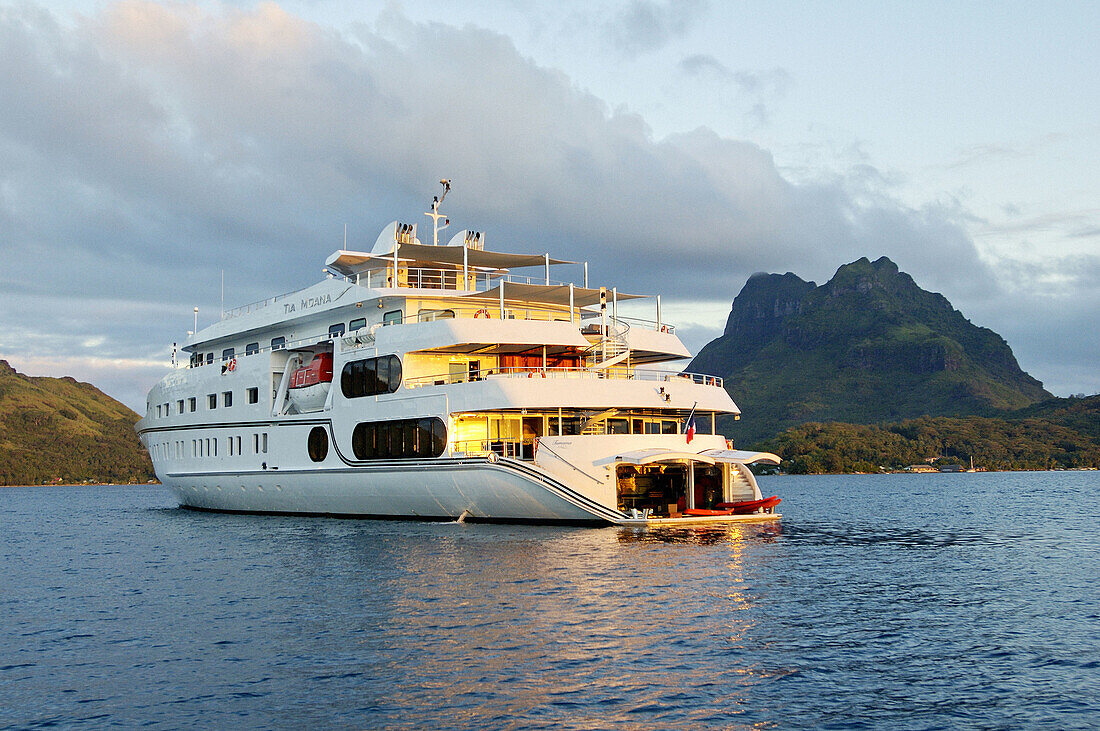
xmin=1 ymin=0 xmax=1097 ymax=411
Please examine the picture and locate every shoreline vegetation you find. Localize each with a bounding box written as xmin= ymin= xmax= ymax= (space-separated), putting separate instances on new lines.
xmin=753 ymin=402 xmax=1100 ymax=475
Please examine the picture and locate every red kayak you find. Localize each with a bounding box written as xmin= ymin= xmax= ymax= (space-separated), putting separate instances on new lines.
xmin=714 ymin=496 xmax=782 ymax=514
xmin=683 ymin=508 xmax=734 ymax=516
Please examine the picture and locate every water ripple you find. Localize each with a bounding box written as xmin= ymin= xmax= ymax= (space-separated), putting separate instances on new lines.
xmin=0 ymin=473 xmax=1098 ymax=729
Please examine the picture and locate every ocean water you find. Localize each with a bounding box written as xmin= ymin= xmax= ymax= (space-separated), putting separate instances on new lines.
xmin=2 ymin=472 xmax=1098 ymax=730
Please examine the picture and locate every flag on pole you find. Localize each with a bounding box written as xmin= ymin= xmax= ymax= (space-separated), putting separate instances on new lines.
xmin=684 ymin=402 xmax=698 ymax=444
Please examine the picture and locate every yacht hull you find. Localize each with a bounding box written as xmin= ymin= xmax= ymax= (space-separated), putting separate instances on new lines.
xmin=161 ymin=458 xmax=618 ymax=525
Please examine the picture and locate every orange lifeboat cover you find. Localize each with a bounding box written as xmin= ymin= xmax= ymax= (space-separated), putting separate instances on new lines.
xmin=289 ymin=353 xmax=334 ymax=389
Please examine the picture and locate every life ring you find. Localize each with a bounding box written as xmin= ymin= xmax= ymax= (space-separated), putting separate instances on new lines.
xmin=226 ymin=358 xmax=237 ymax=372
xmin=474 ymin=308 xmax=491 ymax=319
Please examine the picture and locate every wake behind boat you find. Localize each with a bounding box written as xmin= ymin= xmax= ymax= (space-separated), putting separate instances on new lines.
xmin=136 ymin=182 xmax=781 ymax=526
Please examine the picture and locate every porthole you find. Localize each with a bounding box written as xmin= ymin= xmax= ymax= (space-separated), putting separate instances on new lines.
xmin=307 ymin=426 xmax=328 ymax=463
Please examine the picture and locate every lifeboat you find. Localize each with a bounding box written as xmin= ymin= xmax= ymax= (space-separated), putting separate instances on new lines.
xmin=287 ymin=352 xmax=333 ymax=412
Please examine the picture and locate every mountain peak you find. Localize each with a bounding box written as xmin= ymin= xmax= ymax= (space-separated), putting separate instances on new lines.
xmin=723 ymin=271 xmax=815 ymax=340
xmin=826 ymin=255 xmax=918 ymax=300
xmin=691 ymin=256 xmax=1050 ymax=445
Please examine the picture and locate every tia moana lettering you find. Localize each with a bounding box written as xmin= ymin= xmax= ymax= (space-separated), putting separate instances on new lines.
xmin=283 ymin=293 xmax=332 ymax=313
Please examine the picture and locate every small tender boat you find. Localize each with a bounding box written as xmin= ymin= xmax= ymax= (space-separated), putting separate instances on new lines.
xmin=287 ymin=352 xmax=333 ymax=412
xmin=714 ymin=495 xmax=782 ymax=514
xmin=682 ymin=508 xmax=737 ymax=517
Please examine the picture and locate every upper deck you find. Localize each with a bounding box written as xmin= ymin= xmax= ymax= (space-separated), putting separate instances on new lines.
xmin=184 ymin=212 xmax=687 ymax=367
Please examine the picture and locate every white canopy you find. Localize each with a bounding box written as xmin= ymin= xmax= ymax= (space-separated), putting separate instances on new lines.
xmin=594 ymin=448 xmax=716 ymax=467
xmin=700 ymin=449 xmax=782 ymax=466
xmin=594 ymin=447 xmax=781 ymax=467
xmin=468 ymin=283 xmax=647 ymax=308
xmin=325 ymin=245 xmax=574 ymax=276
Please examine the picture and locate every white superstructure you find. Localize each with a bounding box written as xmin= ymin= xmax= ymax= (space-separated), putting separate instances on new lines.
xmin=137 ymin=184 xmax=780 ymax=526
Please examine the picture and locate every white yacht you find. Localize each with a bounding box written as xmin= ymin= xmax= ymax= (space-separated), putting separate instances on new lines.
xmin=136 ymin=183 xmax=781 ymax=526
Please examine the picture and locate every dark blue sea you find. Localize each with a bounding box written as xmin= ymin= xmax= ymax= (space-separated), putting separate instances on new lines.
xmin=2 ymin=472 xmax=1099 ymax=730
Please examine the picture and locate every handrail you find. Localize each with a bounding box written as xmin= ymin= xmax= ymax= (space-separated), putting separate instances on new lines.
xmin=452 ymin=438 xmax=530 ymax=460
xmin=405 ymin=366 xmax=722 ymax=389
xmin=221 ymin=279 xmax=353 ymax=320
xmin=448 ymin=438 xmax=605 ymax=485
xmin=218 ymin=270 xmax=676 ymax=332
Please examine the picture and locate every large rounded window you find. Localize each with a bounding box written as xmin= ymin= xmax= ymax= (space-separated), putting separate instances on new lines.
xmin=351 ymin=417 xmax=446 ymax=460
xmin=341 ymin=355 xmax=402 ymax=398
xmin=307 ymin=426 xmax=329 ymax=462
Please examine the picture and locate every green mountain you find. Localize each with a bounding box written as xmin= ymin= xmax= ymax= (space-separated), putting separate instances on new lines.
xmin=690 ymin=256 xmax=1052 ymax=446
xmin=0 ymin=360 xmax=155 ymax=485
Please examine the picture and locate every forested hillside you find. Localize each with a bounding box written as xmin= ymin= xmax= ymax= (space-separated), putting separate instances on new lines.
xmin=0 ymin=360 xmax=154 ymax=485
xmin=758 ymin=396 xmax=1100 ymax=473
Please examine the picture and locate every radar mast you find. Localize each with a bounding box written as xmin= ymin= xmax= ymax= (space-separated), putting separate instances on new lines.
xmin=425 ymin=179 xmax=451 ymax=245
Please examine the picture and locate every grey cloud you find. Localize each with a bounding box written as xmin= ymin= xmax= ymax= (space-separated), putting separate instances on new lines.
xmin=1070 ymin=225 xmax=1100 ymax=239
xmin=0 ymin=2 xmax=1093 ymax=406
xmin=677 ymin=57 xmax=790 ymax=126
xmin=679 ymin=53 xmax=731 ymax=79
xmin=604 ymin=0 xmax=706 ymax=58
xmin=945 ymin=144 xmax=1023 ymax=170
xmin=965 ymin=282 xmax=1100 ymax=397
xmin=678 ymin=55 xmax=791 ymax=95
xmin=982 ymin=209 xmax=1100 ymax=241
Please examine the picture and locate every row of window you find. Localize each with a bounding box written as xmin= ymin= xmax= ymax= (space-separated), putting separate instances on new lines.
xmin=341 ymin=355 xmax=402 ymax=399
xmin=189 ymin=308 xmax=409 ymax=370
xmin=191 ymin=338 xmax=285 ymax=367
xmin=326 ymin=310 xmax=403 ymax=337
xmin=151 ymin=420 xmax=444 ymax=465
xmin=148 ymin=432 xmax=269 ymax=461
xmin=351 ymin=418 xmax=447 ymax=460
xmin=327 ymin=317 xmax=366 ymax=339
xmin=153 ymin=388 xmax=260 ymax=418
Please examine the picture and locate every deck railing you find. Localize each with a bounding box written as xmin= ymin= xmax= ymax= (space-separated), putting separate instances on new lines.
xmin=451 ymin=438 xmax=534 ymax=460
xmin=404 ymin=367 xmax=722 ymax=389
xmin=219 ymin=270 xmax=676 ymax=333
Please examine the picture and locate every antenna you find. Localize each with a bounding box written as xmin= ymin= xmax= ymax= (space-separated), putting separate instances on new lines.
xmin=193 ymin=306 xmax=198 ymax=334
xmin=424 ymin=179 xmax=452 ymax=245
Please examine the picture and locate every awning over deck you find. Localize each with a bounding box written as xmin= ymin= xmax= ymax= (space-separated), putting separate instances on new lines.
xmin=468 ymin=283 xmax=646 ymax=308
xmin=700 ymin=449 xmax=782 ymax=466
xmin=594 ymin=448 xmax=716 ymax=467
xmin=325 ymin=246 xmax=574 ymax=276
xmin=594 ymin=447 xmax=781 ymax=467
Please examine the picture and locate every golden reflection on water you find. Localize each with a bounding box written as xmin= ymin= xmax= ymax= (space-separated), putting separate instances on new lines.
xmin=616 ymin=522 xmax=783 ymax=545
xmin=347 ymin=523 xmax=791 ymax=727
